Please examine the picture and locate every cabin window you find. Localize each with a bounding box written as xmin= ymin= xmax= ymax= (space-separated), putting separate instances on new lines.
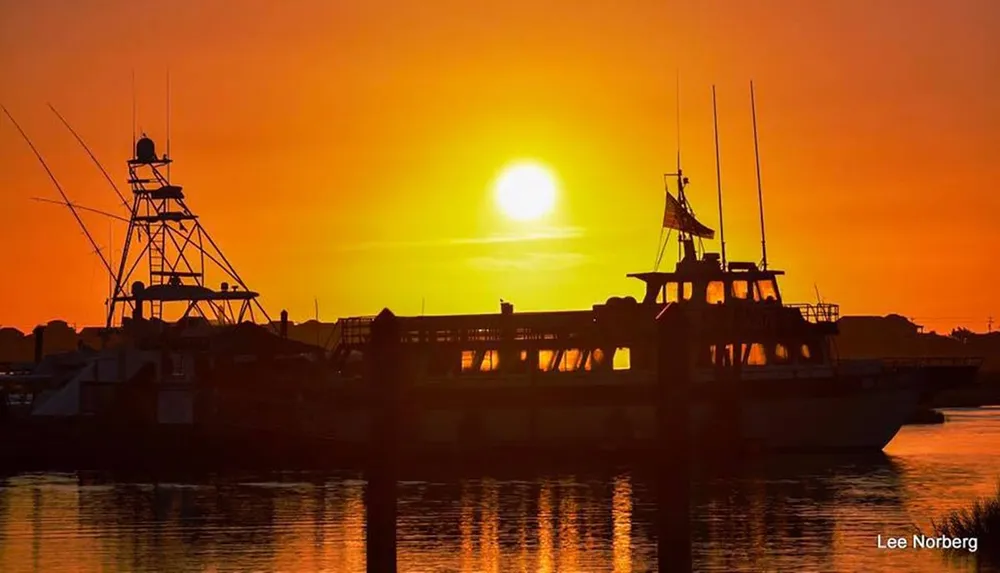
xmin=613 ymin=347 xmax=631 ymax=371
xmin=682 ymin=282 xmax=693 ymax=301
xmin=757 ymin=279 xmax=778 ymax=302
xmin=710 ymin=344 xmax=734 ymax=366
xmin=745 ymin=343 xmax=767 ymax=365
xmin=664 ymin=283 xmax=679 ymax=303
xmin=706 ymin=281 xmax=726 ymax=305
xmin=699 ymin=346 xmax=714 ymax=367
xmin=586 ymin=348 xmax=605 ymax=371
xmin=800 ymin=344 xmax=812 ymax=362
xmin=538 ymin=350 xmax=557 ymax=372
xmin=480 ymin=350 xmax=500 ymax=372
xmin=558 ymin=349 xmax=584 ymax=372
xmin=461 ymin=350 xmax=476 ymax=373
xmin=774 ymin=343 xmax=790 ymax=364
xmin=731 ymin=280 xmax=750 ymax=300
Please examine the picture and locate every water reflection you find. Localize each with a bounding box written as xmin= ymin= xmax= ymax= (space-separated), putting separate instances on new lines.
xmin=480 ymin=479 xmax=499 ymax=573
xmin=0 ymin=409 xmax=998 ymax=572
xmin=537 ymin=481 xmax=553 ymax=573
xmin=612 ymin=473 xmax=632 ymax=573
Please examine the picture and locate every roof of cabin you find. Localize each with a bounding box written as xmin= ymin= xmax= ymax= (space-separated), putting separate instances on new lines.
xmin=627 ymin=268 xmax=785 ymax=283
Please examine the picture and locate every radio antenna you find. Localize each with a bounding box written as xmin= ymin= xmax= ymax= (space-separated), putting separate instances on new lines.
xmin=675 ymin=69 xmax=682 ymax=171
xmin=712 ymin=85 xmax=727 ymax=271
xmin=166 ymin=69 xmax=171 ymax=181
xmin=131 ymin=70 xmax=137 ymax=149
xmin=750 ymin=80 xmax=769 ymax=271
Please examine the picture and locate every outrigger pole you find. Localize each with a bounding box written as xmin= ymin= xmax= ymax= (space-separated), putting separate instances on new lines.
xmin=1 ymin=105 xmax=116 ymax=279
xmin=48 ymin=103 xmax=131 ymax=211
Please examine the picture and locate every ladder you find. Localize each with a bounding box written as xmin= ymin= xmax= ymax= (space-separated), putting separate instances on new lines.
xmin=148 ymin=240 xmax=165 ymax=319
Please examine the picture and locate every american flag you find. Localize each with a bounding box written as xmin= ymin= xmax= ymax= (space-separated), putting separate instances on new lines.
xmin=662 ymin=192 xmax=715 ymax=239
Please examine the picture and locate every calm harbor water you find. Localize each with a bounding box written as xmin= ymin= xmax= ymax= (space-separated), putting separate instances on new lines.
xmin=0 ymin=408 xmax=998 ymax=572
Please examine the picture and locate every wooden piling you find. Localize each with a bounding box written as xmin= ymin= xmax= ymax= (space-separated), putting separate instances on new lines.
xmin=32 ymin=325 xmax=45 ymax=364
xmin=656 ymin=305 xmax=693 ymax=572
xmin=366 ymin=308 xmax=402 ymax=573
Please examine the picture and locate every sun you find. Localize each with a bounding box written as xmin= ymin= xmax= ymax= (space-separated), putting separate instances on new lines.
xmin=493 ymin=161 xmax=558 ymax=221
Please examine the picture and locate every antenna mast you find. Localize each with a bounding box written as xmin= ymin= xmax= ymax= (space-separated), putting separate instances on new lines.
xmin=675 ymin=68 xmax=682 ymax=173
xmin=750 ymin=80 xmax=768 ymax=270
xmin=712 ymin=85 xmax=727 ymax=271
xmin=674 ymin=70 xmax=686 ymax=262
xmin=655 ymin=72 xmax=706 ymax=270
xmin=165 ymin=69 xmax=171 ymax=182
xmin=131 ymin=70 xmax=137 ymax=149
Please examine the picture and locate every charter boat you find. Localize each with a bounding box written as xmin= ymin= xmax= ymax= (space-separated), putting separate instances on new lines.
xmin=318 ymin=166 xmax=980 ymax=453
xmin=3 ymin=110 xmax=980 ymax=464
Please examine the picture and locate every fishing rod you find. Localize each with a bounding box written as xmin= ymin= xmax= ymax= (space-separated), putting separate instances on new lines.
xmin=1 ymin=105 xmax=116 ymax=278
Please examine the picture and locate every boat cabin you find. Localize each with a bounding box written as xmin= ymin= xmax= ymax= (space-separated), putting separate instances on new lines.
xmin=627 ymin=253 xmax=783 ymax=307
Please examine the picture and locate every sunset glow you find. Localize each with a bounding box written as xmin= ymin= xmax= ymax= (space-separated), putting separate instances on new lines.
xmin=493 ymin=162 xmax=558 ymax=222
xmin=0 ymin=0 xmax=995 ymax=332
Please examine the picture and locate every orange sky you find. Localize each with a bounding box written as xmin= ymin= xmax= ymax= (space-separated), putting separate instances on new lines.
xmin=1 ymin=0 xmax=997 ymax=333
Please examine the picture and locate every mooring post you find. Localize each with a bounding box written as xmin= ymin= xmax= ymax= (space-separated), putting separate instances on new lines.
xmin=656 ymin=305 xmax=693 ymax=572
xmin=366 ymin=308 xmax=401 ymax=573
xmin=32 ymin=325 xmax=45 ymax=364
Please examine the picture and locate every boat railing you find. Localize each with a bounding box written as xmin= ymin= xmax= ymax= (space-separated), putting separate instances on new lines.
xmin=339 ymin=316 xmax=375 ymax=346
xmin=787 ymin=302 xmax=840 ymax=323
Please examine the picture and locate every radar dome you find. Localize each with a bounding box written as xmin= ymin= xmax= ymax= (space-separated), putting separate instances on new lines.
xmin=135 ymin=136 xmax=157 ymax=163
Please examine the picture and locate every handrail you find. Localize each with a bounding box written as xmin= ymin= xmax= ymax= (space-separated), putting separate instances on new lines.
xmin=786 ymin=302 xmax=840 ymax=323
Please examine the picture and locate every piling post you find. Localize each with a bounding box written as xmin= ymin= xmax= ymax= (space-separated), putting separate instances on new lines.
xmin=32 ymin=325 xmax=45 ymax=364
xmin=655 ymin=305 xmax=693 ymax=572
xmin=365 ymin=308 xmax=402 ymax=573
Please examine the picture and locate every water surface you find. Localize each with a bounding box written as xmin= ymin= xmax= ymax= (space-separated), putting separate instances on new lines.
xmin=1 ymin=408 xmax=998 ymax=572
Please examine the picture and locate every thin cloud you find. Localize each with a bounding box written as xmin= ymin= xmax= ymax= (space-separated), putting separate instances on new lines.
xmin=467 ymin=252 xmax=588 ymax=272
xmin=337 ymin=226 xmax=585 ymax=252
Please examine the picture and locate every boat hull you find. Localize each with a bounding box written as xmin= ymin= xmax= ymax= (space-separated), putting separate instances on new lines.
xmin=2 ymin=359 xmax=930 ymax=472
xmin=276 ymin=367 xmax=927 ymax=454
xmin=729 ymin=387 xmax=919 ymax=450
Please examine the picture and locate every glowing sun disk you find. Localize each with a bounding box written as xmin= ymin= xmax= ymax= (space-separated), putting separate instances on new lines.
xmin=493 ymin=162 xmax=558 ymax=221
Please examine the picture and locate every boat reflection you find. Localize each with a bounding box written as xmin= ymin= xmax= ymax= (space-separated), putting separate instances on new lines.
xmin=0 ymin=452 xmax=955 ymax=573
